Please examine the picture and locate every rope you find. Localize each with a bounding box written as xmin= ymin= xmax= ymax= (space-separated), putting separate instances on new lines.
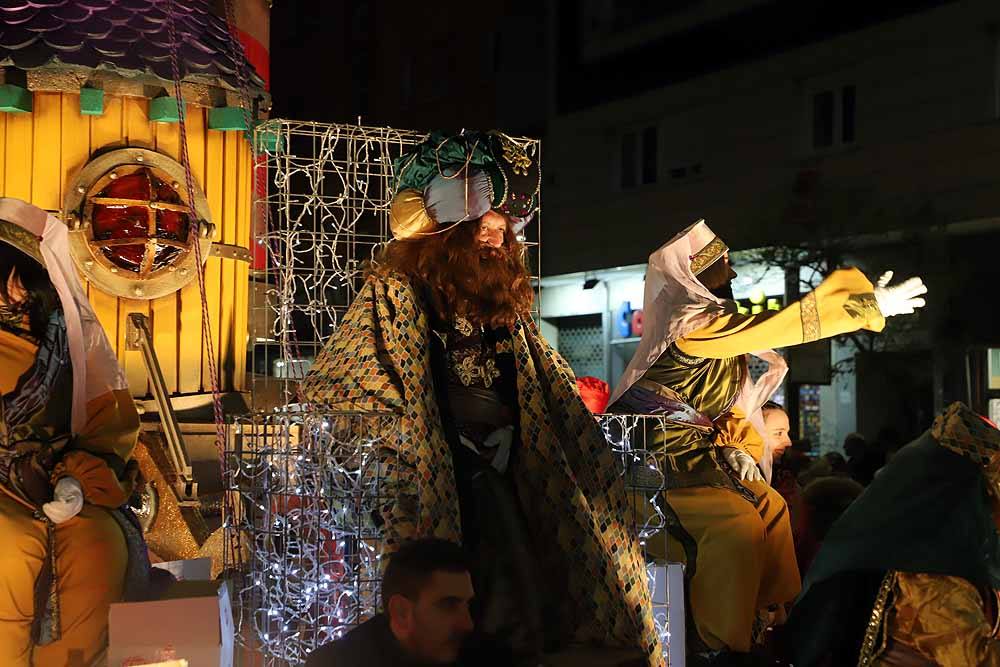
xmin=164 ymin=0 xmax=226 ymax=461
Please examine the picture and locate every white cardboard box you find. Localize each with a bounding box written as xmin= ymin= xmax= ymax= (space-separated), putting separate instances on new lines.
xmin=151 ymin=557 xmax=212 ymax=582
xmin=108 ymin=580 xmax=234 ymax=667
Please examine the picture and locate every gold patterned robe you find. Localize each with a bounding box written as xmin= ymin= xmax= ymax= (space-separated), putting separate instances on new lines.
xmin=862 ymin=571 xmax=1000 ymax=666
xmin=299 ymin=272 xmax=663 ymax=665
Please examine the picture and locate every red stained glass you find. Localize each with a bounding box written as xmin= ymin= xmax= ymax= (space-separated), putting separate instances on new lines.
xmin=157 ymin=210 xmax=189 ymax=240
xmin=101 ymin=244 xmax=145 ymax=273
xmin=92 ymin=205 xmax=149 ymax=240
xmin=87 ymin=167 xmax=193 ymax=275
xmin=99 ymin=172 xmax=152 ymax=200
xmin=154 ymin=244 xmax=181 ymax=270
xmin=152 ymin=175 xmax=183 ymax=204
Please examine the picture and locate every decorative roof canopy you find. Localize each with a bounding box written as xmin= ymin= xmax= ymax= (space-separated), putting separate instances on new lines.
xmin=0 ymin=0 xmax=266 ymax=97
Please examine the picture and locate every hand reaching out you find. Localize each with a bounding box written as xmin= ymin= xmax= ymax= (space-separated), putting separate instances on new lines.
xmin=874 ymin=271 xmax=927 ymax=317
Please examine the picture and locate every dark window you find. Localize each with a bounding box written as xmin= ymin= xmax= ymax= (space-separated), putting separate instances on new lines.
xmin=842 ymin=85 xmax=856 ymax=144
xmin=620 ymin=132 xmax=637 ymax=188
xmin=812 ymin=91 xmax=834 ymax=149
xmin=641 ymin=126 xmax=658 ymax=184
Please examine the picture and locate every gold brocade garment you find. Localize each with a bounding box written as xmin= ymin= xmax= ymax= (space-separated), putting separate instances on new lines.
xmin=866 ymin=572 xmax=1000 ymax=666
xmin=299 ymin=273 xmax=663 ymax=665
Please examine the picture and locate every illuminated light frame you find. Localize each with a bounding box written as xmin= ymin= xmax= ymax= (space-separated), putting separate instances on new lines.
xmin=225 ymin=410 xmax=402 ymax=665
xmin=62 ymin=147 xmax=213 ymax=300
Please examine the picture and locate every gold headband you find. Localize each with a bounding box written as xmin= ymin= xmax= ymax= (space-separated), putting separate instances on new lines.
xmin=0 ymin=218 xmax=44 ymax=265
xmin=690 ymin=236 xmax=728 ymax=275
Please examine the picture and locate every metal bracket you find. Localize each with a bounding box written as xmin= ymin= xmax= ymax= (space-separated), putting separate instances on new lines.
xmin=210 ymin=242 xmax=252 ymax=263
xmin=127 ymin=312 xmax=199 ymax=504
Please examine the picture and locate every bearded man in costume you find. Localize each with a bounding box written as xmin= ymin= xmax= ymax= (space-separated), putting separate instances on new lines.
xmin=300 ymin=131 xmax=661 ymax=665
xmin=607 ymin=220 xmax=927 ymax=663
xmin=0 ymin=199 xmax=148 ymax=665
xmin=787 ymin=403 xmax=1000 ymax=667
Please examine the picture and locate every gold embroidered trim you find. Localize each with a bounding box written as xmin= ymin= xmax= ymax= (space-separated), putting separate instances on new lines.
xmin=690 ymin=237 xmax=728 ymax=276
xmin=858 ymin=570 xmax=898 ymax=667
xmin=450 ymin=348 xmax=500 ymax=388
xmin=453 ymin=317 xmax=475 ymax=337
xmin=801 ymin=292 xmax=820 ymax=343
xmin=496 ymin=338 xmax=514 ymax=355
xmin=992 ymin=588 xmax=1000 ymax=639
xmin=844 ymin=293 xmax=880 ymax=323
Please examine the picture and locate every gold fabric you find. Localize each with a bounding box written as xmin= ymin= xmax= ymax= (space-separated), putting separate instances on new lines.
xmin=676 ymin=268 xmax=884 ymax=359
xmin=633 ymin=479 xmax=800 ymax=652
xmin=299 ymin=273 xmax=662 ymax=664
xmin=871 ymin=572 xmax=1000 ymax=666
xmin=1 ymin=327 xmax=138 ymax=660
xmin=0 ymin=486 xmax=127 ymax=666
xmin=389 ymin=188 xmax=436 ymax=239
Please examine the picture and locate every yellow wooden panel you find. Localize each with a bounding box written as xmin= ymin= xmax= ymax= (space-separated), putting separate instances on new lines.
xmin=124 ymin=96 xmax=154 ymax=149
xmin=178 ymin=107 xmax=207 ymax=394
xmin=119 ymin=97 xmax=151 ymax=396
xmin=202 ymin=125 xmax=225 ymax=393
xmin=218 ymin=131 xmax=239 ymax=392
xmin=60 ymin=94 xmax=91 ymax=206
xmin=29 ymin=92 xmax=62 ymax=212
xmin=88 ymin=96 xmax=125 ymax=356
xmin=233 ymin=136 xmax=251 ymax=392
xmin=152 ymin=120 xmax=181 ymax=394
xmin=4 ymin=108 xmax=33 ymax=203
xmin=0 ymin=115 xmax=7 ymax=195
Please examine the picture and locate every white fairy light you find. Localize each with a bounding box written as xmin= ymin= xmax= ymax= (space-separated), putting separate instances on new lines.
xmin=226 ymin=410 xmax=402 ymax=666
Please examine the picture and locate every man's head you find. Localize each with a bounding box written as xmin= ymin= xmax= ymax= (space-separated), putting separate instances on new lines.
xmin=762 ymin=401 xmax=793 ymax=456
xmin=374 ymin=211 xmax=534 ymax=328
xmin=381 ymin=539 xmax=475 ymax=664
xmin=696 ymin=252 xmax=738 ymax=300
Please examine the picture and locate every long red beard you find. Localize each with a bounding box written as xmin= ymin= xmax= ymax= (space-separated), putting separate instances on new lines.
xmin=373 ymin=221 xmax=535 ymax=329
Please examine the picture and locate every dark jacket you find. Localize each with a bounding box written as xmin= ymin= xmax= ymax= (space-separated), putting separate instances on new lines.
xmin=305 ymin=615 xmax=430 ymax=667
xmin=305 ymin=614 xmax=513 ymax=667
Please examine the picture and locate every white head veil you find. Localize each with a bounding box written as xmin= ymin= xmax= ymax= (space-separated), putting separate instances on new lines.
xmin=0 ymin=198 xmax=128 ymax=434
xmin=609 ymin=220 xmax=788 ymax=479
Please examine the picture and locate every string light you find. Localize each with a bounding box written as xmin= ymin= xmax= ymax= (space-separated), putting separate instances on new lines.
xmin=226 ymin=411 xmax=402 ymax=665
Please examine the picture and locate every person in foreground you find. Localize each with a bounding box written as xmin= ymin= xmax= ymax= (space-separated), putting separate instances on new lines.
xmin=607 ymin=220 xmax=927 ymax=663
xmin=300 ymin=131 xmax=659 ymax=664
xmin=0 ymin=198 xmax=147 ymax=665
xmin=305 ymin=538 xmax=503 ymax=667
xmin=786 ymin=403 xmax=1000 ymax=666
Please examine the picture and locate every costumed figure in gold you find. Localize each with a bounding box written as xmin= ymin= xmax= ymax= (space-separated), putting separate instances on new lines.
xmin=787 ymin=403 xmax=1000 ymax=667
xmin=607 ymin=220 xmax=927 ymax=662
xmin=0 ymin=199 xmax=149 ymax=665
xmin=299 ymin=131 xmax=662 ymax=665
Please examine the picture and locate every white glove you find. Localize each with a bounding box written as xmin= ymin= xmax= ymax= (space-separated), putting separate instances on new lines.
xmin=721 ymin=447 xmax=764 ymax=483
xmin=42 ymin=477 xmax=84 ymax=524
xmin=873 ymin=271 xmax=927 ymax=317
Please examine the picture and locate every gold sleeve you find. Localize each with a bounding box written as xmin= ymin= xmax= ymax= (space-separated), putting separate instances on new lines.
xmin=714 ymin=405 xmax=766 ymax=462
xmin=65 ymin=388 xmax=141 ymax=507
xmin=677 ymin=268 xmax=885 ymax=359
xmin=891 ymin=572 xmax=1000 ymax=666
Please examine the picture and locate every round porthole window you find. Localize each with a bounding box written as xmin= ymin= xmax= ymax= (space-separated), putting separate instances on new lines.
xmin=63 ymin=148 xmax=213 ymax=300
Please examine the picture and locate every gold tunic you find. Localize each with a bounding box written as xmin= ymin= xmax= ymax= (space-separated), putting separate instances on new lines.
xmin=865 ymin=572 xmax=1000 ymax=667
xmin=620 ymin=268 xmax=886 ymax=490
